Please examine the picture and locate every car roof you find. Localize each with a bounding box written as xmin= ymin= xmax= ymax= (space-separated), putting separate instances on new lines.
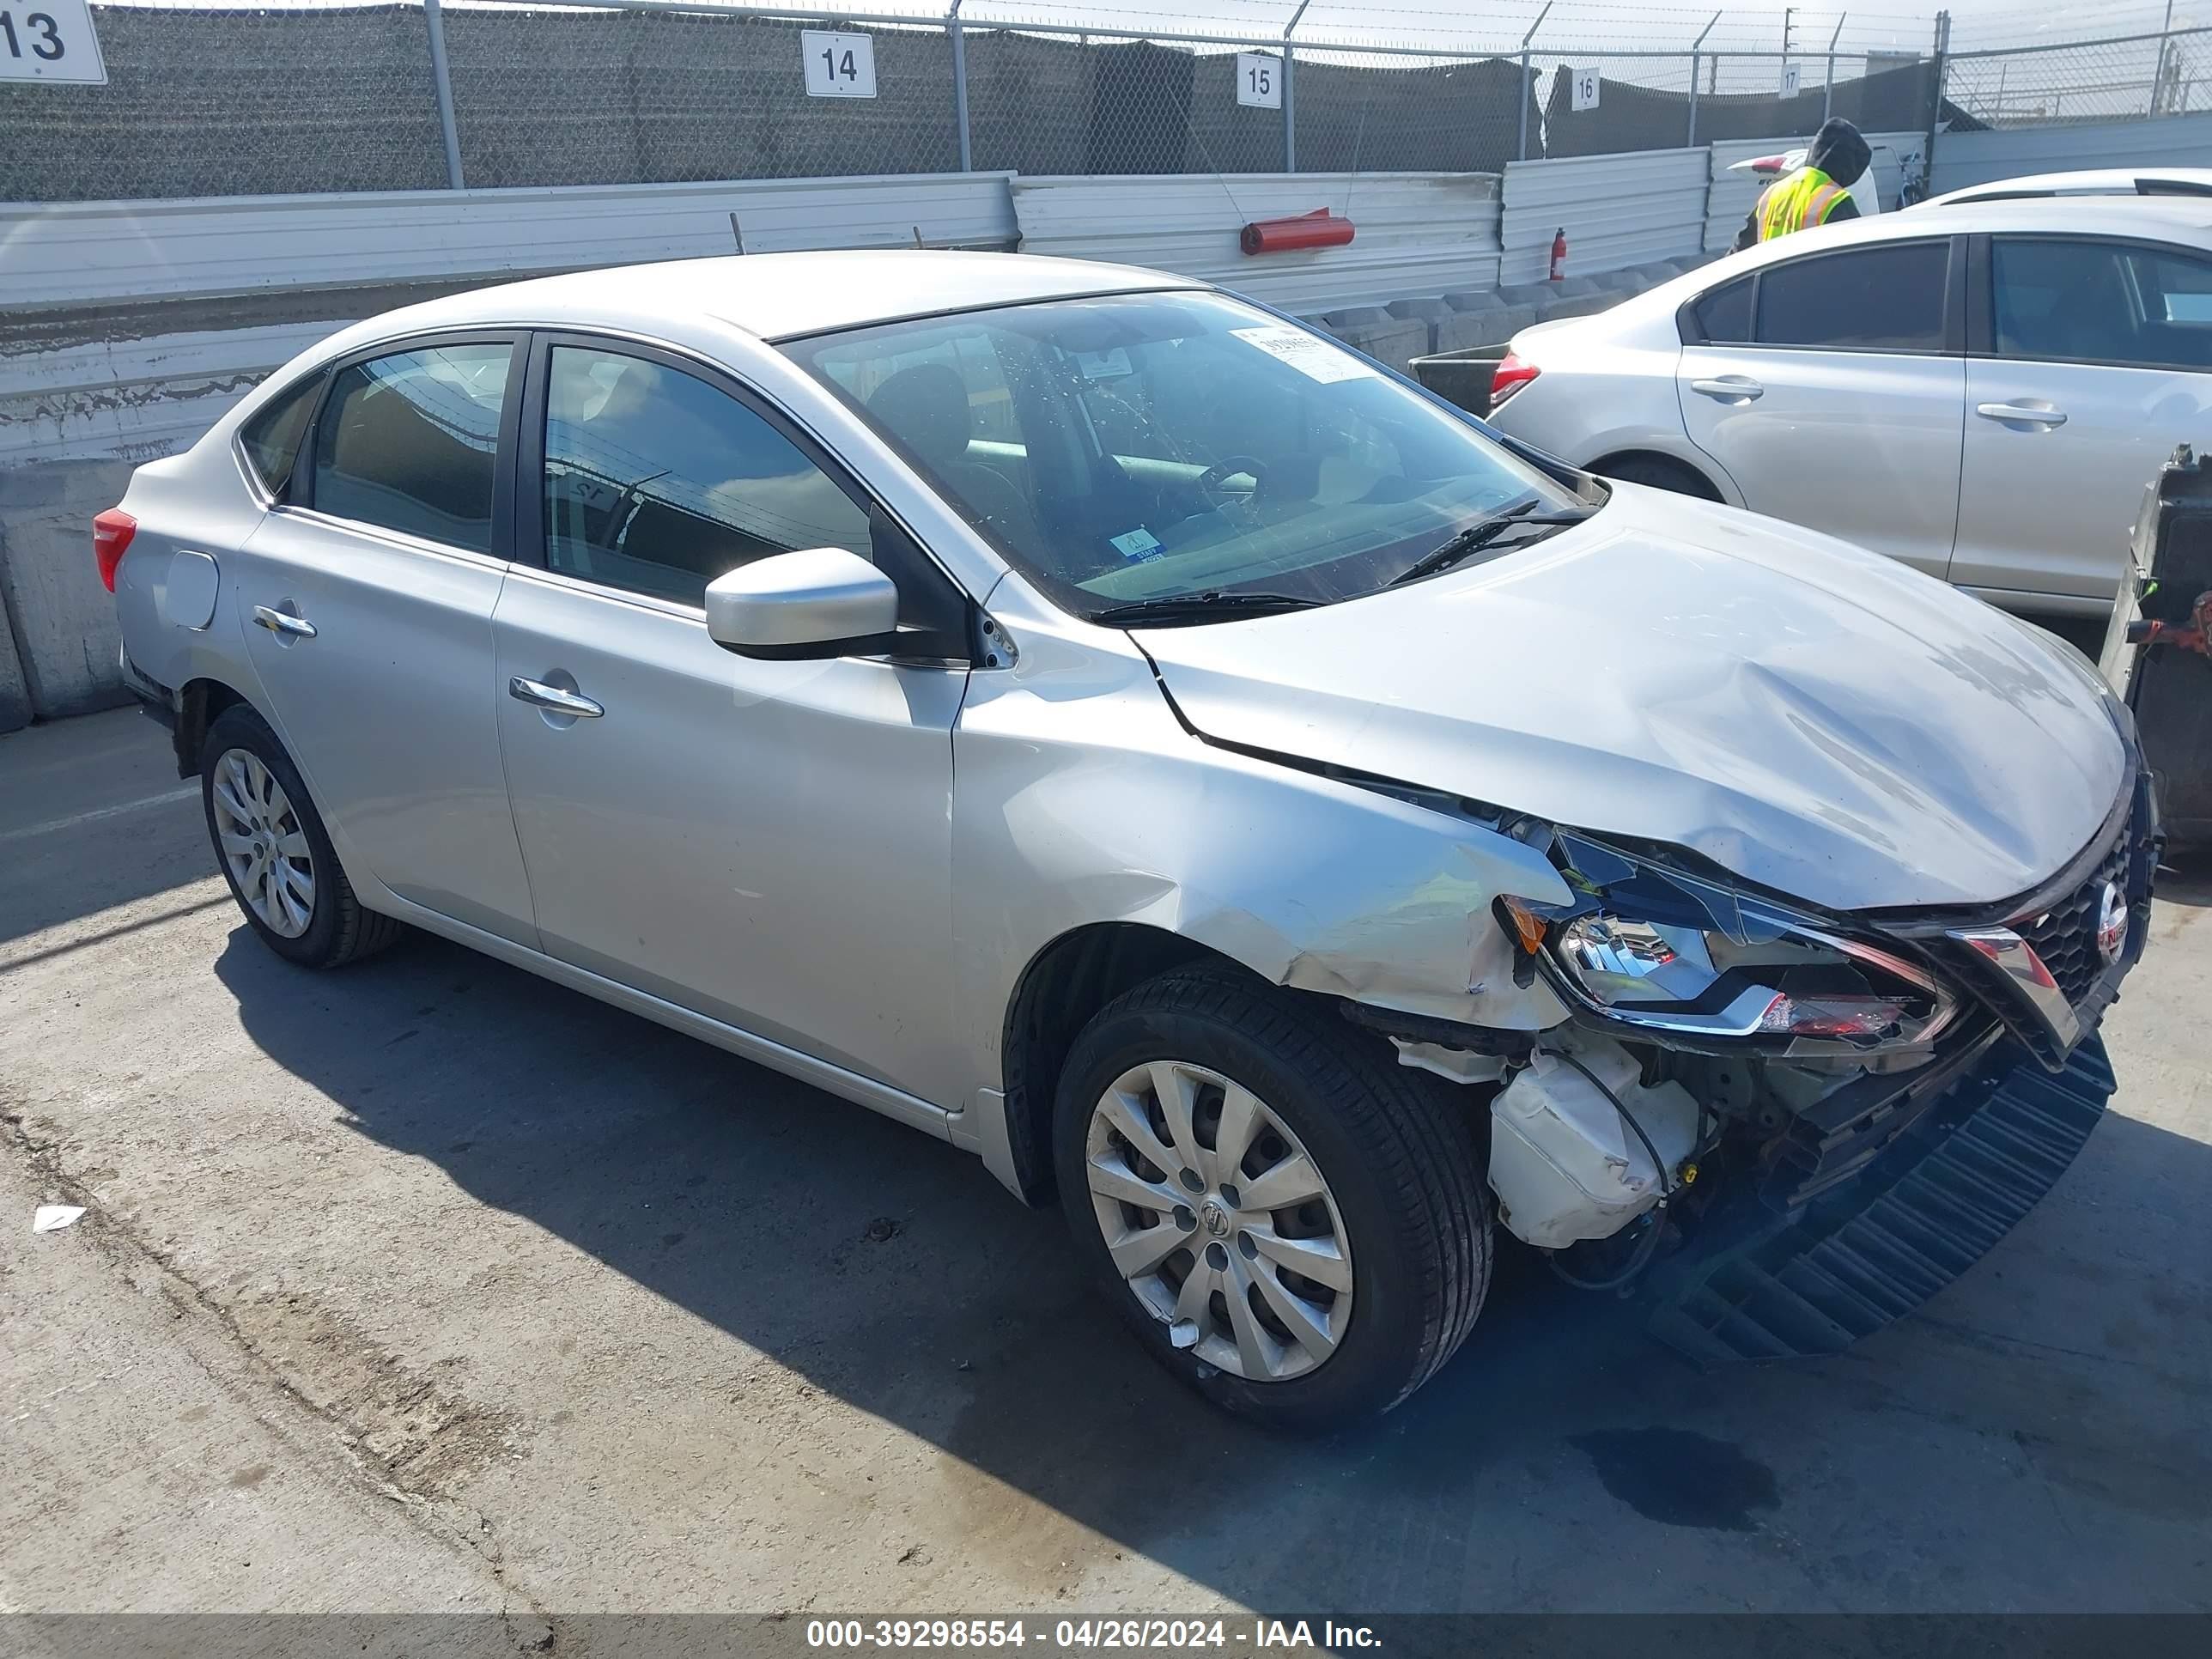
xmin=1926 ymin=167 xmax=2212 ymax=206
xmin=347 ymin=249 xmax=1202 ymax=344
xmin=1692 ymin=191 xmax=2212 ymax=280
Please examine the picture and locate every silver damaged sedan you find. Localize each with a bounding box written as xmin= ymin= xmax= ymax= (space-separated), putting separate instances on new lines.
xmin=104 ymin=252 xmax=2158 ymax=1425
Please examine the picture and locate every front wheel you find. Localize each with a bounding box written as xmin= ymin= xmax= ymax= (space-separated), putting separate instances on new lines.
xmin=1053 ymin=969 xmax=1492 ymax=1428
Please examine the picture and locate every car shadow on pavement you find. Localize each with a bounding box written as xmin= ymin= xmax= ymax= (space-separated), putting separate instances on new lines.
xmin=213 ymin=926 xmax=2212 ymax=1614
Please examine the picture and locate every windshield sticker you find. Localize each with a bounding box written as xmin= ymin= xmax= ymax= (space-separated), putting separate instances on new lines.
xmin=1109 ymin=527 xmax=1165 ymax=562
xmin=1075 ymin=347 xmax=1135 ymax=380
xmin=1231 ymin=325 xmax=1379 ymax=384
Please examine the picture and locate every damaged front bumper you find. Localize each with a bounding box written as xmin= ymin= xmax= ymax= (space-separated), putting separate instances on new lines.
xmin=1642 ymin=1030 xmax=2114 ymax=1363
xmin=1640 ymin=766 xmax=2159 ymax=1362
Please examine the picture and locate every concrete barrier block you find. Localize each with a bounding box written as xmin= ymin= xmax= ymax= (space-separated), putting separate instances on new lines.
xmin=1441 ymin=291 xmax=1504 ymax=315
xmin=1436 ymin=311 xmax=1509 ymax=352
xmin=1384 ymin=296 xmax=1452 ymax=354
xmin=0 ymin=600 xmax=30 ymax=734
xmin=0 ymin=458 xmax=139 ymax=721
xmin=1314 ymin=314 xmax=1431 ymax=373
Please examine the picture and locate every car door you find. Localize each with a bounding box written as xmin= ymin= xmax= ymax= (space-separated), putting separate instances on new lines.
xmin=1675 ymin=237 xmax=1965 ymax=579
xmin=1951 ymin=233 xmax=2212 ymax=606
xmin=491 ymin=334 xmax=975 ymax=1106
xmin=235 ymin=334 xmax=539 ymax=946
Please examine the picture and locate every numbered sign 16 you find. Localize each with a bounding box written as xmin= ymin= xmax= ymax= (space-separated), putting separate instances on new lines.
xmin=1236 ymin=52 xmax=1282 ymax=111
xmin=1570 ymin=67 xmax=1601 ymax=112
xmin=0 ymin=0 xmax=107 ymax=85
xmin=1780 ymin=61 xmax=1802 ymax=98
xmin=802 ymin=30 xmax=877 ymax=100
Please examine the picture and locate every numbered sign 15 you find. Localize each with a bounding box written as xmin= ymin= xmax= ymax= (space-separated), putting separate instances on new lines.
xmin=1 ymin=0 xmax=107 ymax=84
xmin=802 ymin=30 xmax=877 ymax=100
xmin=1570 ymin=67 xmax=1601 ymax=112
xmin=1236 ymin=52 xmax=1282 ymax=111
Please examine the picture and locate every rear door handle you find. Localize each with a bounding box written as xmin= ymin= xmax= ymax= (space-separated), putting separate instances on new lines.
xmin=251 ymin=605 xmax=317 ymax=639
xmin=507 ymin=676 xmax=604 ymax=719
xmin=1975 ymin=401 xmax=2068 ymax=427
xmin=1691 ymin=376 xmax=1764 ymax=403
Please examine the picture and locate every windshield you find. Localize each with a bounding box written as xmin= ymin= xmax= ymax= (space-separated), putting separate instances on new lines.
xmin=783 ymin=290 xmax=1589 ymax=620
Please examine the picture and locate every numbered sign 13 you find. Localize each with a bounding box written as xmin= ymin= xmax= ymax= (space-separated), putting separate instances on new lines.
xmin=1 ymin=0 xmax=106 ymax=84
xmin=1570 ymin=67 xmax=1601 ymax=112
xmin=1236 ymin=52 xmax=1282 ymax=110
xmin=802 ymin=30 xmax=877 ymax=99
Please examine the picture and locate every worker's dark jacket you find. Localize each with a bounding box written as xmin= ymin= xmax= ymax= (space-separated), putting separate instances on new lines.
xmin=1732 ymin=120 xmax=1872 ymax=252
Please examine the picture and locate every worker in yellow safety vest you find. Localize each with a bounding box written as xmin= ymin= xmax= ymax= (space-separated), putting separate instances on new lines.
xmin=1732 ymin=118 xmax=1873 ymax=251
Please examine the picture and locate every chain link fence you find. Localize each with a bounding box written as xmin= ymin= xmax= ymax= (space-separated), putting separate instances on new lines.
xmin=1 ymin=2 xmax=2198 ymax=204
xmin=1946 ymin=25 xmax=2212 ymax=128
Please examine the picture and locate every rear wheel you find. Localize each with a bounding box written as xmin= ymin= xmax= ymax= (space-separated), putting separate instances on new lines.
xmin=1595 ymin=453 xmax=1723 ymax=500
xmin=1054 ymin=968 xmax=1492 ymax=1428
xmin=201 ymin=704 xmax=403 ymax=969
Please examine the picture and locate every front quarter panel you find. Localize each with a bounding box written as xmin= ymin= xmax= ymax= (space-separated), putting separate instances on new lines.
xmin=951 ymin=586 xmax=1575 ymax=1099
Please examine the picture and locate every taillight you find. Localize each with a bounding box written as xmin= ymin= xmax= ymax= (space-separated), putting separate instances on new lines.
xmin=93 ymin=507 xmax=137 ymax=593
xmin=1489 ymin=351 xmax=1540 ymax=411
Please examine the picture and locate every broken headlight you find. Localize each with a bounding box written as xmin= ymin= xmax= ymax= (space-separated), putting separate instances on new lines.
xmin=1517 ymin=833 xmax=1957 ymax=1058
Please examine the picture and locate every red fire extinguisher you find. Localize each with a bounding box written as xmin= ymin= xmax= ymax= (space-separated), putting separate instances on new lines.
xmin=1549 ymin=227 xmax=1568 ymax=282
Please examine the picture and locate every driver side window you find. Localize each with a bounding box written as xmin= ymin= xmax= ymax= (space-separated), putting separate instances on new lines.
xmin=541 ymin=345 xmax=872 ymax=607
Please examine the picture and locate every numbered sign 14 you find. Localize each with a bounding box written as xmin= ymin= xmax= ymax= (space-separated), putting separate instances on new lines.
xmin=1570 ymin=67 xmax=1601 ymax=112
xmin=802 ymin=30 xmax=877 ymax=99
xmin=1236 ymin=52 xmax=1282 ymax=111
xmin=1 ymin=0 xmax=107 ymax=84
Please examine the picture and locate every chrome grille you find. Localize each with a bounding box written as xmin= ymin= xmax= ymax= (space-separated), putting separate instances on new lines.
xmin=2014 ymin=837 xmax=2128 ymax=1008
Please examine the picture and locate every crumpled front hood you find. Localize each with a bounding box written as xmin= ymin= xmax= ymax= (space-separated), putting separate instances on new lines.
xmin=1136 ymin=487 xmax=2127 ymax=913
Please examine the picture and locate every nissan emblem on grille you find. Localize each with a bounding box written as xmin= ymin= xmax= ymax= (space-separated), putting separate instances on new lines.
xmin=2096 ymin=881 xmax=2128 ymax=965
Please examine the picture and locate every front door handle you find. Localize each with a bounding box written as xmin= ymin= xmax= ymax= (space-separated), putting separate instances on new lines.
xmin=252 ymin=605 xmax=317 ymax=639
xmin=1975 ymin=401 xmax=2068 ymax=427
xmin=507 ymin=676 xmax=605 ymax=719
xmin=1690 ymin=376 xmax=1765 ymax=403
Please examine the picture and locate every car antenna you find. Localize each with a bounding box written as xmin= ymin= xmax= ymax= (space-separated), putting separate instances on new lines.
xmin=729 ymin=212 xmax=746 ymax=255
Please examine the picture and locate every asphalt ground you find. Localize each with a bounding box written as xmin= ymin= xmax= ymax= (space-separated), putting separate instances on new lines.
xmin=2 ymin=706 xmax=2207 ymax=1646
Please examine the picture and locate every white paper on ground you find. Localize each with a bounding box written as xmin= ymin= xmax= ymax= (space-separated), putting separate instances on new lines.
xmin=32 ymin=1205 xmax=87 ymax=1232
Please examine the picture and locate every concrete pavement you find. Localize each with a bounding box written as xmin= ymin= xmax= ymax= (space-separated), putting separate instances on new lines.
xmin=3 ymin=708 xmax=2209 ymax=1630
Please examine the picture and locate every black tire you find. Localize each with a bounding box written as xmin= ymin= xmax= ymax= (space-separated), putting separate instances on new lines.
xmin=1595 ymin=453 xmax=1723 ymax=500
xmin=1053 ymin=967 xmax=1492 ymax=1429
xmin=200 ymin=704 xmax=404 ymax=969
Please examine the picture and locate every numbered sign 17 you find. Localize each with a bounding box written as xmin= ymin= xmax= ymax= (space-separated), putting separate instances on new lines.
xmin=1570 ymin=67 xmax=1601 ymax=112
xmin=1780 ymin=61 xmax=1802 ymax=98
xmin=802 ymin=30 xmax=877 ymax=100
xmin=1236 ymin=52 xmax=1282 ymax=111
xmin=0 ymin=0 xmax=107 ymax=85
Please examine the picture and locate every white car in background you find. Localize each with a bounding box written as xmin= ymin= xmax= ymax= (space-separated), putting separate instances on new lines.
xmin=1483 ymin=196 xmax=2212 ymax=616
xmin=1923 ymin=167 xmax=2212 ymax=208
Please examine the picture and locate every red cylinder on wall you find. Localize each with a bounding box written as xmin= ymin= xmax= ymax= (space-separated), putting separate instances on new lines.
xmin=1240 ymin=210 xmax=1357 ymax=256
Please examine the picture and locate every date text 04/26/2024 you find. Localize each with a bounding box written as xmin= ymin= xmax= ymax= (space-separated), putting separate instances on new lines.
xmin=803 ymin=1620 xmax=1383 ymax=1650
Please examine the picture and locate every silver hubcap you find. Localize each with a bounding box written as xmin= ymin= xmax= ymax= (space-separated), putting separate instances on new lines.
xmin=212 ymin=748 xmax=315 ymax=939
xmin=1085 ymin=1060 xmax=1353 ymax=1382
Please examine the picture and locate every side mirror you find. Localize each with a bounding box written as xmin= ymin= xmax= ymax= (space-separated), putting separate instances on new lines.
xmin=704 ymin=547 xmax=901 ymax=660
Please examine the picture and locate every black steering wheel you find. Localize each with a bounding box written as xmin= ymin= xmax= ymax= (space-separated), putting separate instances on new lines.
xmin=1194 ymin=455 xmax=1269 ymax=505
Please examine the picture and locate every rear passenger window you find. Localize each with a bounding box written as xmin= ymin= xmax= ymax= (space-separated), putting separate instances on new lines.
xmin=311 ymin=343 xmax=512 ymax=554
xmin=541 ymin=345 xmax=872 ymax=606
xmin=1689 ymin=276 xmax=1753 ymax=343
xmin=240 ymin=374 xmax=322 ymax=499
xmin=1756 ymin=242 xmax=1949 ymax=351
